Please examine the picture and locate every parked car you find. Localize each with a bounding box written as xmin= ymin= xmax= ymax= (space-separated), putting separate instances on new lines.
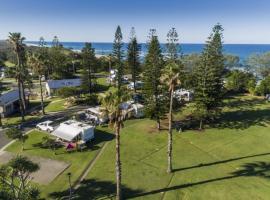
xmin=36 ymin=121 xmax=54 ymax=132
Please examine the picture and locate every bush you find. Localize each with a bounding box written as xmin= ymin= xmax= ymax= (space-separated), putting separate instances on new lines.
xmin=56 ymin=87 xmax=79 ymax=98
xmin=225 ymin=70 xmax=255 ymax=94
xmin=84 ymin=94 xmax=99 ymax=106
xmin=255 ymin=76 xmax=270 ymax=96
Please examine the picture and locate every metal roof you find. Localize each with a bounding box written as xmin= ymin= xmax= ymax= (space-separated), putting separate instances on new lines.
xmin=46 ymin=79 xmax=81 ymax=89
xmin=0 ymin=90 xmax=19 ymax=106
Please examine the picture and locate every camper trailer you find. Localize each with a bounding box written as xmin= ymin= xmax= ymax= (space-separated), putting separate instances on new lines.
xmin=52 ymin=120 xmax=94 ymax=143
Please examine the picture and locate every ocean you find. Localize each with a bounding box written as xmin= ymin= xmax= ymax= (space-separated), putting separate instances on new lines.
xmin=25 ymin=41 xmax=270 ymax=61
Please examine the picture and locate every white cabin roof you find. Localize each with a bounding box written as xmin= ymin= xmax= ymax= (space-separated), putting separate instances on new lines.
xmin=52 ymin=120 xmax=94 ymax=142
xmin=46 ymin=79 xmax=81 ymax=89
xmin=86 ymin=106 xmax=102 ymax=115
xmin=0 ymin=90 xmax=19 ymax=106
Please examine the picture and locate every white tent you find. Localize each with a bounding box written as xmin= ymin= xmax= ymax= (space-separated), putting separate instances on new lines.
xmin=52 ymin=120 xmax=94 ymax=142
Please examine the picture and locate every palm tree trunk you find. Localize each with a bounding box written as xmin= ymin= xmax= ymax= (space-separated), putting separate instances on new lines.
xmin=18 ymin=79 xmax=25 ymax=122
xmin=167 ymin=86 xmax=174 ymax=173
xmin=0 ymin=114 xmax=2 ymax=127
xmin=21 ymin=81 xmax=27 ymax=111
xmin=39 ymin=75 xmax=45 ymax=115
xmin=115 ymin=110 xmax=122 ymax=200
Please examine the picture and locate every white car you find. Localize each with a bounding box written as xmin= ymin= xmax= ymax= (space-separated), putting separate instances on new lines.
xmin=36 ymin=121 xmax=54 ymax=132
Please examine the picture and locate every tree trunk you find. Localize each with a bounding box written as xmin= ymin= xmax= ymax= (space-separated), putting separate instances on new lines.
xmin=157 ymin=118 xmax=161 ymax=131
xmin=88 ymin=65 xmax=92 ymax=95
xmin=18 ymin=80 xmax=25 ymax=122
xmin=167 ymin=86 xmax=174 ymax=173
xmin=21 ymin=81 xmax=27 ymax=111
xmin=0 ymin=114 xmax=2 ymax=127
xmin=115 ymin=110 xmax=122 ymax=200
xmin=109 ymin=58 xmax=112 ymax=86
xmin=16 ymin=51 xmax=25 ymax=122
xmin=199 ymin=119 xmax=203 ymax=130
xmin=22 ymin=141 xmax=24 ymax=151
xmin=39 ymin=75 xmax=45 ymax=115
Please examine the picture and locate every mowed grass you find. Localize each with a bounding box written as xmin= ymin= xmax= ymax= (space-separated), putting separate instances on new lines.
xmin=44 ymin=98 xmax=67 ymax=112
xmin=71 ymin=95 xmax=270 ymax=200
xmin=5 ymin=128 xmax=114 ymax=199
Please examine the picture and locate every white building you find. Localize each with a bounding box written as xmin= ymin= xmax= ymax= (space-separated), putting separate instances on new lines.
xmin=45 ymin=79 xmax=81 ymax=96
xmin=85 ymin=106 xmax=109 ymax=124
xmin=52 ymin=120 xmax=95 ymax=142
xmin=174 ymin=89 xmax=194 ymax=102
xmin=0 ymin=90 xmax=20 ymax=117
xmin=120 ymin=101 xmax=144 ymax=119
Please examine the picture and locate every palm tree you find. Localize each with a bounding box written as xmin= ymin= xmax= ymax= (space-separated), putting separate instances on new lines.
xmin=27 ymin=53 xmax=46 ymax=115
xmin=8 ymin=32 xmax=26 ymax=121
xmin=101 ymin=91 xmax=128 ymax=200
xmin=162 ymin=63 xmax=180 ymax=173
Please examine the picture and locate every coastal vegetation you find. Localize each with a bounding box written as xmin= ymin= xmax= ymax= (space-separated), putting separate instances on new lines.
xmin=1 ymin=23 xmax=270 ymax=200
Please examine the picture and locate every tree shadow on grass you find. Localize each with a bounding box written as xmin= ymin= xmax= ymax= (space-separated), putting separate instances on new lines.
xmin=86 ymin=129 xmax=114 ymax=151
xmin=173 ymin=152 xmax=270 ymax=173
xmin=223 ymin=96 xmax=267 ymax=109
xmin=129 ymin=161 xmax=270 ymax=199
xmin=49 ymin=178 xmax=143 ymax=200
xmin=212 ymin=109 xmax=270 ymax=130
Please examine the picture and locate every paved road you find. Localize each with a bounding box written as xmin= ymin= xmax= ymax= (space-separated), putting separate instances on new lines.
xmin=0 ymin=105 xmax=88 ymax=149
xmin=0 ymin=132 xmax=11 ymax=149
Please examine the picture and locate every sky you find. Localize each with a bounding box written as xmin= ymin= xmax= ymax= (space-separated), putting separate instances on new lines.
xmin=0 ymin=0 xmax=270 ymax=44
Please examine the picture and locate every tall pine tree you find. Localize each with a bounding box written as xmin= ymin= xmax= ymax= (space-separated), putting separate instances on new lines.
xmin=81 ymin=43 xmax=96 ymax=94
xmin=143 ymin=29 xmax=165 ymax=130
xmin=113 ymin=25 xmax=124 ymax=95
xmin=194 ymin=23 xmax=225 ymax=129
xmin=127 ymin=27 xmax=140 ymax=93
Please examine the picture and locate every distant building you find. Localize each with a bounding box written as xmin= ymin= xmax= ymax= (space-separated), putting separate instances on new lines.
xmin=0 ymin=90 xmax=20 ymax=117
xmin=45 ymin=79 xmax=81 ymax=96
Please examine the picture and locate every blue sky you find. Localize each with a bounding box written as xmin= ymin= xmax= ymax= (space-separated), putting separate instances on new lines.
xmin=0 ymin=0 xmax=270 ymax=43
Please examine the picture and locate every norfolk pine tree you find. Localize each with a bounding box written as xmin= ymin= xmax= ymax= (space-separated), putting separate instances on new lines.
xmin=194 ymin=23 xmax=225 ymax=129
xmin=127 ymin=27 xmax=140 ymax=93
xmin=143 ymin=29 xmax=166 ymax=130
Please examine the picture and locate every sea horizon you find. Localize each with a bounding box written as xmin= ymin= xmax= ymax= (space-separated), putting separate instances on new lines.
xmin=25 ymin=41 xmax=270 ymax=60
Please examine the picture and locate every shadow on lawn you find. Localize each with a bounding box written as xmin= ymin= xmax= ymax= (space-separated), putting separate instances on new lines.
xmin=223 ymin=96 xmax=266 ymax=109
xmin=212 ymin=108 xmax=270 ymax=130
xmin=173 ymin=152 xmax=270 ymax=173
xmin=49 ymin=179 xmax=143 ymax=200
xmin=87 ymin=129 xmax=114 ymax=150
xmin=129 ymin=161 xmax=270 ymax=199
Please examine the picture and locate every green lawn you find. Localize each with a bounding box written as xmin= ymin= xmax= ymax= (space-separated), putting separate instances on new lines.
xmin=4 ymin=95 xmax=270 ymax=199
xmin=44 ymin=98 xmax=67 ymax=112
xmin=70 ymin=95 xmax=270 ymax=200
xmin=5 ymin=128 xmax=113 ymax=199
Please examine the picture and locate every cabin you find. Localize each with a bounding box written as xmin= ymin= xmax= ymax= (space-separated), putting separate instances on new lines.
xmin=174 ymin=89 xmax=194 ymax=102
xmin=45 ymin=79 xmax=81 ymax=96
xmin=120 ymin=101 xmax=144 ymax=119
xmin=85 ymin=106 xmax=109 ymax=124
xmin=52 ymin=120 xmax=95 ymax=143
xmin=0 ymin=90 xmax=22 ymax=117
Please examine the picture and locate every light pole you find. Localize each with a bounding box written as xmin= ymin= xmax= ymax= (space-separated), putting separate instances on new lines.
xmin=67 ymin=172 xmax=72 ymax=200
